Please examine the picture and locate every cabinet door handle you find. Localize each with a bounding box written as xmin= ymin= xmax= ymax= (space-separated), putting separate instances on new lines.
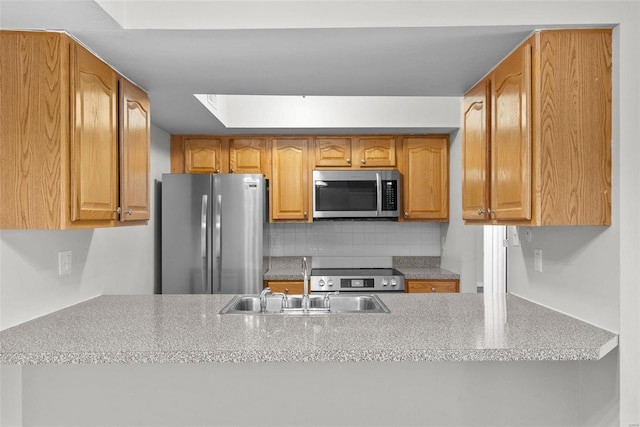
xmin=361 ymin=159 xmax=366 ymax=164
xmin=477 ymin=209 xmax=485 ymax=215
xmin=285 ymin=288 xmax=289 ymax=294
xmin=229 ymin=168 xmax=234 ymax=173
xmin=431 ymin=287 xmax=436 ymax=292
xmin=404 ymin=211 xmax=409 ymax=217
xmin=346 ymin=158 xmax=351 ymax=164
xmin=215 ymin=168 xmax=220 ymax=173
xmin=303 ymin=212 xmax=308 ymax=218
xmin=126 ymin=209 xmax=133 ymax=215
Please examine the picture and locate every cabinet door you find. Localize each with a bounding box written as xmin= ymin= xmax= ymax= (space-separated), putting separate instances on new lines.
xmin=271 ymin=138 xmax=310 ymax=221
xmin=314 ymin=137 xmax=353 ymax=167
xmin=462 ymin=80 xmax=491 ymax=221
xmin=229 ymin=138 xmax=269 ymax=176
xmin=119 ymin=79 xmax=150 ymax=222
xmin=70 ymin=42 xmax=118 ymax=222
xmin=406 ymin=280 xmax=459 ymax=293
xmin=264 ymin=281 xmax=304 ymax=295
xmin=491 ymin=41 xmax=532 ymax=221
xmin=401 ymin=137 xmax=449 ymax=221
xmin=356 ymin=137 xmax=396 ymax=167
xmin=184 ymin=138 xmax=222 ymax=173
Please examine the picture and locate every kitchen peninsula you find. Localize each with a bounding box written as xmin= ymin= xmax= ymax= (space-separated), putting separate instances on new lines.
xmin=0 ymin=293 xmax=617 ymax=426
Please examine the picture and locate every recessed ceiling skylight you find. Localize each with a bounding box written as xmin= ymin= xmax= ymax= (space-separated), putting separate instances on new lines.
xmin=194 ymin=94 xmax=461 ymax=129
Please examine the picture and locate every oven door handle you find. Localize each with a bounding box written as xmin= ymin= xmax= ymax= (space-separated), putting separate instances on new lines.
xmin=376 ymin=172 xmax=382 ymax=216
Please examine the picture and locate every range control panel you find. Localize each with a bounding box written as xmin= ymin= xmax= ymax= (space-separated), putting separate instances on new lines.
xmin=310 ymin=268 xmax=405 ymax=293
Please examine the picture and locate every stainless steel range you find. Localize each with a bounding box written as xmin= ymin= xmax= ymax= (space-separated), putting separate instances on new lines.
xmin=310 ymin=268 xmax=405 ymax=293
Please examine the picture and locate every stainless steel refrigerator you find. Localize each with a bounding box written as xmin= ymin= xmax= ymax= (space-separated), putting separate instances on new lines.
xmin=161 ymin=173 xmax=265 ymax=294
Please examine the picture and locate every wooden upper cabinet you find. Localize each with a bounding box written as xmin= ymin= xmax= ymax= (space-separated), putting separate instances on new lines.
xmin=271 ymin=138 xmax=310 ymax=222
xmin=462 ymin=80 xmax=491 ymax=221
xmin=0 ymin=31 xmax=150 ymax=229
xmin=356 ymin=137 xmax=396 ymax=167
xmin=491 ymin=39 xmax=532 ymax=222
xmin=70 ymin=42 xmax=119 ymax=222
xmin=462 ymin=29 xmax=612 ymax=226
xmin=314 ymin=137 xmax=353 ymax=167
xmin=229 ymin=138 xmax=270 ymax=177
xmin=314 ymin=136 xmax=396 ymax=169
xmin=399 ymin=136 xmax=449 ymax=221
xmin=184 ymin=138 xmax=223 ymax=174
xmin=119 ymin=78 xmax=151 ymax=222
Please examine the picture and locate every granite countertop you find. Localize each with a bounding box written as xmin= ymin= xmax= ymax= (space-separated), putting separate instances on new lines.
xmin=0 ymin=293 xmax=617 ymax=365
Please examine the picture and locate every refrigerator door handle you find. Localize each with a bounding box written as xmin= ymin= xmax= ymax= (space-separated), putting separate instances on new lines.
xmin=200 ymin=194 xmax=208 ymax=292
xmin=215 ymin=194 xmax=223 ymax=292
xmin=376 ymin=172 xmax=382 ymax=217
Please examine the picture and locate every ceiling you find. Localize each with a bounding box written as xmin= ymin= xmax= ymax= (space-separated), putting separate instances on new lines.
xmin=0 ymin=0 xmax=543 ymax=135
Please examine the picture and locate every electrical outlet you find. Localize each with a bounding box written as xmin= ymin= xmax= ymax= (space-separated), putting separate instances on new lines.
xmin=58 ymin=250 xmax=72 ymax=276
xmin=534 ymin=249 xmax=543 ymax=272
xmin=270 ymin=235 xmax=279 ymax=248
xmin=511 ymin=226 xmax=520 ymax=247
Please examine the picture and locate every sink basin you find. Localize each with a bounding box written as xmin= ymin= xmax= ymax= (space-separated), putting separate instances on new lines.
xmin=219 ymin=294 xmax=390 ymax=315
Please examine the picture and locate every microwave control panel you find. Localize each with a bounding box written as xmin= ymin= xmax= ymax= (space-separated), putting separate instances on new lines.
xmin=381 ymin=180 xmax=398 ymax=211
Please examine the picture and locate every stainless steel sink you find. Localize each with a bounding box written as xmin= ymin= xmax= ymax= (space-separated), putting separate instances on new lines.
xmin=219 ymin=294 xmax=390 ymax=315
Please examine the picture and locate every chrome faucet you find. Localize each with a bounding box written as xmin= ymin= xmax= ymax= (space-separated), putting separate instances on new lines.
xmin=302 ymin=257 xmax=310 ymax=311
xmin=259 ymin=287 xmax=272 ymax=313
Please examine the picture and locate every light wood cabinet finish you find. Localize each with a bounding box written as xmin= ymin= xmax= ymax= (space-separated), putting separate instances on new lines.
xmin=355 ymin=137 xmax=396 ymax=167
xmin=1 ymin=31 xmax=150 ymax=229
xmin=171 ymin=136 xmax=269 ymax=177
xmin=462 ymin=29 xmax=612 ymax=226
xmin=264 ymin=280 xmax=304 ymax=295
xmin=119 ymin=78 xmax=151 ymax=222
xmin=462 ymin=80 xmax=491 ymax=221
xmin=229 ymin=138 xmax=270 ymax=177
xmin=70 ymin=42 xmax=119 ymax=222
xmin=314 ymin=136 xmax=397 ymax=169
xmin=399 ymin=136 xmax=449 ymax=221
xmin=491 ymin=39 xmax=532 ymax=221
xmin=184 ymin=137 xmax=223 ymax=174
xmin=406 ymin=280 xmax=459 ymax=293
xmin=314 ymin=137 xmax=353 ymax=167
xmin=1 ymin=31 xmax=67 ymax=228
xmin=271 ymin=138 xmax=310 ymax=222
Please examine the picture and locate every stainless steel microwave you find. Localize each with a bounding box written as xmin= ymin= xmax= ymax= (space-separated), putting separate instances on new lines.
xmin=312 ymin=170 xmax=401 ymax=220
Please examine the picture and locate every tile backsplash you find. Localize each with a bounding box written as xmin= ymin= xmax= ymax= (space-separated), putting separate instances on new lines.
xmin=266 ymin=221 xmax=441 ymax=257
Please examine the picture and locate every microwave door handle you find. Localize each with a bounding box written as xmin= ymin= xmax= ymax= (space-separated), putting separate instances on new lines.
xmin=376 ymin=173 xmax=382 ymax=216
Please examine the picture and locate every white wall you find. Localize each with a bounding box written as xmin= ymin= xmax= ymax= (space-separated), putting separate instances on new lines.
xmin=440 ymin=130 xmax=483 ymax=293
xmin=0 ymin=124 xmax=170 ymax=331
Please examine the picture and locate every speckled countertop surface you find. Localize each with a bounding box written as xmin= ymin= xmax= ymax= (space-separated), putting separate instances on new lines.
xmin=0 ymin=294 xmax=616 ymax=365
